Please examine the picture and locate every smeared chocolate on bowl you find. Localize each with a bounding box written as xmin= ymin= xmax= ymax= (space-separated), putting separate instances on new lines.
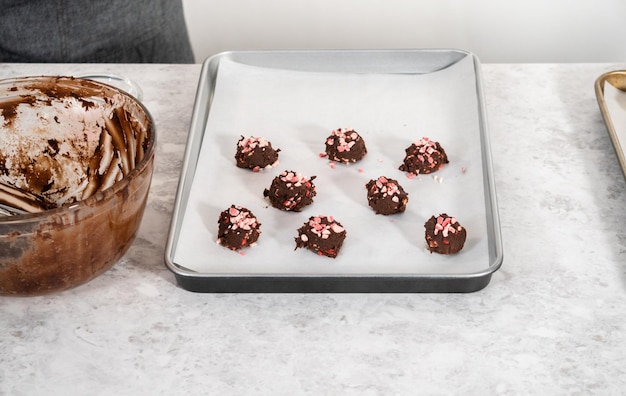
xmin=0 ymin=76 xmax=150 ymax=213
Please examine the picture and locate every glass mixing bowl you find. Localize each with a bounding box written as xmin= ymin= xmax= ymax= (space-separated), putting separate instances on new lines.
xmin=0 ymin=76 xmax=156 ymax=296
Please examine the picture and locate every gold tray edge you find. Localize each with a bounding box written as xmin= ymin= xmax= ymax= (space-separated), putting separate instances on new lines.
xmin=595 ymin=70 xmax=626 ymax=178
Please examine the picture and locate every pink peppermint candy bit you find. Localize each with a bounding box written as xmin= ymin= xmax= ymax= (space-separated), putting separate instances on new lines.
xmin=280 ymin=170 xmax=308 ymax=184
xmin=239 ymin=136 xmax=270 ymax=153
xmin=329 ymin=128 xmax=359 ymax=153
xmin=411 ymin=138 xmax=443 ymax=163
xmin=373 ymin=176 xmax=400 ymax=197
xmin=433 ymin=215 xmax=459 ymax=237
xmin=330 ymin=223 xmax=344 ymax=233
xmin=305 ymin=215 xmax=344 ymax=239
xmin=227 ymin=206 xmax=258 ymax=231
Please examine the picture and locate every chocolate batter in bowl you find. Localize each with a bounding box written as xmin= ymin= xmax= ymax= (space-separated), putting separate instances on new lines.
xmin=0 ymin=76 xmax=156 ymax=296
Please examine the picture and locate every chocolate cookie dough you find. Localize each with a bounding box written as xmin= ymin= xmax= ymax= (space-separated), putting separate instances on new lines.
xmin=399 ymin=137 xmax=449 ymax=175
xmin=424 ymin=213 xmax=466 ymax=254
xmin=217 ymin=205 xmax=261 ymax=250
xmin=295 ymin=215 xmax=347 ymax=258
xmin=235 ymin=136 xmax=280 ymax=171
xmin=263 ymin=170 xmax=316 ymax=211
xmin=365 ymin=176 xmax=409 ymax=215
xmin=324 ymin=128 xmax=367 ymax=164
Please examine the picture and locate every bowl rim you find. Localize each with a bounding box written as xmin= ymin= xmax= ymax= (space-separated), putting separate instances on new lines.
xmin=0 ymin=75 xmax=157 ymax=223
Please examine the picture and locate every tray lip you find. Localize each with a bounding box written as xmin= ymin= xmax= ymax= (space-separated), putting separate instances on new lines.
xmin=201 ymin=47 xmax=475 ymax=73
xmin=595 ymin=70 xmax=626 ymax=178
xmin=170 ymin=272 xmax=494 ymax=294
xmin=164 ymin=48 xmax=503 ymax=293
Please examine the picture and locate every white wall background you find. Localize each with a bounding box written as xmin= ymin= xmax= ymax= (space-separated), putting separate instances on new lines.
xmin=182 ymin=0 xmax=626 ymax=64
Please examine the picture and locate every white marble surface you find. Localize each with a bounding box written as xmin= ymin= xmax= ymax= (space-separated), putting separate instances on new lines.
xmin=1 ymin=62 xmax=626 ymax=395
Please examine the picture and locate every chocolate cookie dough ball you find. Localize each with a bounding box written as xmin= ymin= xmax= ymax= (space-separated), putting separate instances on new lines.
xmin=295 ymin=215 xmax=346 ymax=258
xmin=399 ymin=137 xmax=448 ymax=175
xmin=217 ymin=205 xmax=261 ymax=250
xmin=263 ymin=170 xmax=317 ymax=211
xmin=365 ymin=176 xmax=409 ymax=215
xmin=325 ymin=128 xmax=367 ymax=163
xmin=424 ymin=213 xmax=466 ymax=254
xmin=235 ymin=136 xmax=280 ymax=171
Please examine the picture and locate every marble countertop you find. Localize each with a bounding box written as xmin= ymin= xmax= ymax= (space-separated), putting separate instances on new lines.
xmin=1 ymin=61 xmax=626 ymax=395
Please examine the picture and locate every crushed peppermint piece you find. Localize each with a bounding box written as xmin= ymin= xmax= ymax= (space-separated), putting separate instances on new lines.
xmin=295 ymin=215 xmax=347 ymax=258
xmin=425 ymin=213 xmax=466 ymax=254
xmin=235 ymin=135 xmax=280 ymax=171
xmin=399 ymin=137 xmax=448 ymax=175
xmin=366 ymin=176 xmax=409 ymax=215
xmin=324 ymin=128 xmax=367 ymax=164
xmin=435 ymin=215 xmax=459 ymax=237
xmin=238 ymin=136 xmax=270 ymax=153
xmin=264 ymin=170 xmax=317 ymax=211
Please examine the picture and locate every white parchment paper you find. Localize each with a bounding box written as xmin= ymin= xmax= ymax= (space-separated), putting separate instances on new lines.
xmin=173 ymin=55 xmax=490 ymax=275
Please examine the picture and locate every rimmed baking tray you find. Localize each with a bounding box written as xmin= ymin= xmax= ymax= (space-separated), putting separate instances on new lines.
xmin=596 ymin=70 xmax=626 ymax=178
xmin=164 ymin=49 xmax=503 ymax=293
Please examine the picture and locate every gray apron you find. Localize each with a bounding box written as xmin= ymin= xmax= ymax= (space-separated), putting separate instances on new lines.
xmin=0 ymin=0 xmax=194 ymax=63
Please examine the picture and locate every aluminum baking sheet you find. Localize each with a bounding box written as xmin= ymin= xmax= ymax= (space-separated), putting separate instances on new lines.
xmin=596 ymin=70 xmax=626 ymax=179
xmin=165 ymin=49 xmax=503 ymax=293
